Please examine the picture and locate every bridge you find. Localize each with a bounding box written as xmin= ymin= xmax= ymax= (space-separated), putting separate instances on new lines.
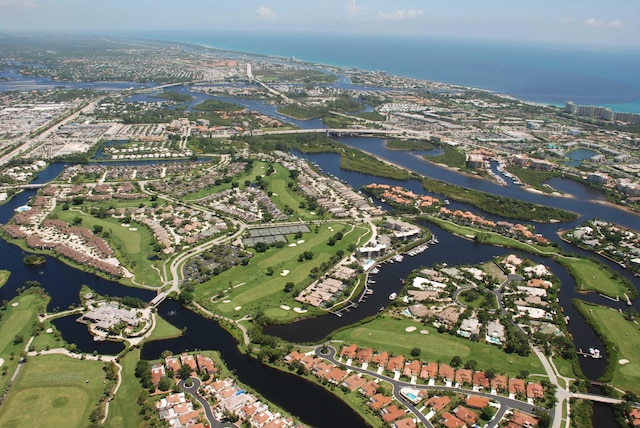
xmin=255 ymin=128 xmax=406 ymax=137
xmin=569 ymin=392 xmax=624 ymax=404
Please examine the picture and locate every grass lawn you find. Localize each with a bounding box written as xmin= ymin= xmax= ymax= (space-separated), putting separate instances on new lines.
xmin=0 ymin=292 xmax=48 ymax=393
xmin=0 ymin=354 xmax=106 ymax=428
xmin=53 ymin=207 xmax=163 ymax=287
xmin=0 ymin=270 xmax=10 ymax=288
xmin=559 ymin=257 xmax=628 ymax=298
xmin=195 ymin=222 xmax=371 ymax=321
xmin=574 ymin=300 xmax=640 ymax=394
xmin=262 ymin=164 xmax=316 ymax=220
xmin=145 ymin=314 xmax=182 ymax=342
xmin=332 ymin=316 xmax=543 ymax=377
xmin=105 ymin=349 xmax=145 ymax=428
xmin=30 ymin=320 xmax=66 ymax=352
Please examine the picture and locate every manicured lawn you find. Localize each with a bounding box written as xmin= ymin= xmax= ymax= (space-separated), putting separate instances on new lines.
xmin=332 ymin=316 xmax=543 ymax=377
xmin=263 ymin=164 xmax=316 ymax=220
xmin=195 ymin=222 xmax=371 ymax=321
xmin=0 ymin=270 xmax=10 ymax=288
xmin=0 ymin=292 xmax=48 ymax=393
xmin=105 ymin=349 xmax=145 ymax=428
xmin=559 ymin=257 xmax=628 ymax=298
xmin=145 ymin=314 xmax=182 ymax=342
xmin=575 ymin=301 xmax=640 ymax=394
xmin=53 ymin=207 xmax=163 ymax=287
xmin=0 ymin=354 xmax=106 ymax=428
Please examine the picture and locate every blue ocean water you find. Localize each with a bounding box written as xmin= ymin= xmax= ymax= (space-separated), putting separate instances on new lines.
xmin=142 ymin=31 xmax=640 ymax=113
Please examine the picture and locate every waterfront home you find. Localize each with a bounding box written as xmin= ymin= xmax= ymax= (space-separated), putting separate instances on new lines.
xmin=342 ymin=374 xmax=367 ymax=391
xmin=323 ymin=366 xmax=348 ymax=384
xmin=393 ymin=417 xmax=416 ymax=428
xmin=381 ymin=405 xmax=407 ymax=423
xmin=165 ymin=355 xmax=181 ymax=373
xmin=284 ymin=351 xmax=306 ymax=364
xmin=151 ymin=363 xmax=165 ymax=386
xmin=180 ymin=353 xmax=197 ymax=371
xmin=359 ymin=380 xmax=379 ymax=397
xmin=196 ymin=354 xmax=216 ymax=375
xmin=369 ymin=393 xmax=392 ymax=410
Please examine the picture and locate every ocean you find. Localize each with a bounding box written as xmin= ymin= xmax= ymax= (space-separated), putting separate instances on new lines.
xmin=141 ymin=31 xmax=640 ymax=113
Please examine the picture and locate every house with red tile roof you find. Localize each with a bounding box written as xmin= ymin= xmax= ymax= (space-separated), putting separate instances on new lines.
xmin=393 ymin=417 xmax=416 ymax=428
xmin=342 ymin=374 xmax=367 ymax=391
xmin=455 ymin=368 xmax=472 ymax=385
xmin=196 ymin=354 xmax=216 ymax=375
xmin=453 ymin=405 xmax=478 ymax=426
xmin=372 ymin=351 xmax=389 ymax=367
xmin=359 ymin=380 xmax=379 ymax=397
xmin=473 ymin=371 xmax=490 ymax=389
xmin=284 ymin=351 xmax=306 ymax=364
xmin=356 ymin=347 xmax=374 ymax=364
xmin=387 ymin=355 xmax=405 ymax=372
xmin=420 ymin=362 xmax=438 ymax=380
xmin=340 ymin=344 xmax=358 ymax=359
xmin=509 ymin=410 xmax=539 ymax=427
xmin=165 ymin=355 xmax=181 ymax=373
xmin=311 ymin=361 xmax=334 ymax=378
xmin=179 ymin=353 xmax=197 ymax=374
xmin=629 ymin=407 xmax=640 ymax=428
xmin=403 ymin=360 xmax=421 ymax=377
xmin=324 ymin=366 xmax=348 ymax=384
xmin=299 ymin=355 xmax=319 ymax=371
xmin=369 ymin=394 xmax=392 ymax=410
xmin=509 ymin=378 xmax=526 ymax=395
xmin=151 ymin=363 xmax=165 ymax=385
xmin=466 ymin=395 xmax=490 ymax=409
xmin=491 ymin=375 xmax=508 ymax=392
xmin=178 ymin=410 xmax=200 ymax=426
xmin=440 ymin=412 xmax=466 ymax=428
xmin=381 ymin=405 xmax=406 ymax=423
xmin=438 ymin=363 xmax=455 ymax=382
xmin=526 ymin=382 xmax=545 ymax=399
xmin=426 ymin=395 xmax=450 ymax=413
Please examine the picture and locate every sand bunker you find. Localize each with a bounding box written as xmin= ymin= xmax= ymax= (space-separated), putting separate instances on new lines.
xmin=405 ymin=326 xmax=417 ymax=333
xmin=46 ymin=328 xmax=53 ymax=333
xmin=0 ymin=358 xmax=4 ymax=367
xmin=280 ymin=270 xmax=290 ymax=276
xmin=297 ymin=240 xmax=305 ymax=244
xmin=234 ymin=306 xmax=242 ymax=311
xmin=293 ymin=307 xmax=308 ymax=313
xmin=420 ymin=330 xmax=429 ymax=335
xmin=11 ymin=302 xmax=19 ymax=307
xmin=222 ymin=300 xmax=231 ymax=303
xmin=619 ymin=359 xmax=630 ymax=365
xmin=280 ymin=305 xmax=291 ymax=310
xmin=288 ymin=243 xmax=297 ymax=247
xmin=129 ymin=227 xmax=137 ymax=231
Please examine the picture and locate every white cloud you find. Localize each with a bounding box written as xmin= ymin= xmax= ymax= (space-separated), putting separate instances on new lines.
xmin=559 ymin=18 xmax=573 ymax=25
xmin=378 ymin=7 xmax=423 ymax=22
xmin=584 ymin=18 xmax=624 ymax=28
xmin=347 ymin=0 xmax=365 ymax=17
xmin=256 ymin=6 xmax=275 ymax=20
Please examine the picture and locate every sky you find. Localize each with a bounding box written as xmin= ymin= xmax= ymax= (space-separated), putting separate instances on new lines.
xmin=0 ymin=0 xmax=638 ymax=47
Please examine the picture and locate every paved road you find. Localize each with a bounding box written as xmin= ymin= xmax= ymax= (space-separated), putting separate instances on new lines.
xmin=179 ymin=377 xmax=227 ymax=428
xmin=315 ymin=346 xmax=538 ymax=428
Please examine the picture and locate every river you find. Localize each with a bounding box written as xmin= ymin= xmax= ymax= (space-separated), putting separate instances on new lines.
xmin=1 ymin=83 xmax=637 ymax=425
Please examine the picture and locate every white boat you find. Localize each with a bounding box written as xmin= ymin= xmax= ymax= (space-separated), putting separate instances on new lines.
xmin=389 ymin=292 xmax=397 ymax=300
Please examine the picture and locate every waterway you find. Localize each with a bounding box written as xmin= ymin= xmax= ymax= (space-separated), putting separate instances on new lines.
xmin=1 ymin=86 xmax=637 ymax=424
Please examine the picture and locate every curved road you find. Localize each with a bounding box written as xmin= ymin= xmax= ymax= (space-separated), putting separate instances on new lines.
xmin=178 ymin=377 xmax=228 ymax=428
xmin=315 ymin=345 xmax=539 ymax=428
